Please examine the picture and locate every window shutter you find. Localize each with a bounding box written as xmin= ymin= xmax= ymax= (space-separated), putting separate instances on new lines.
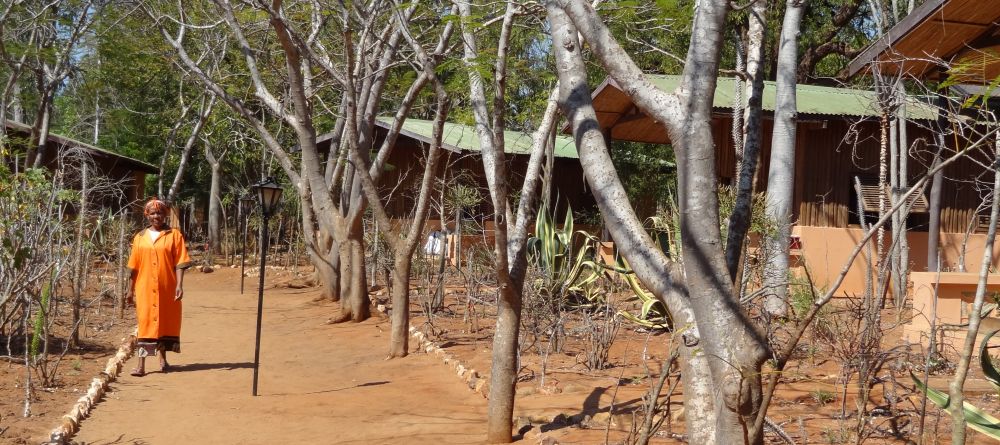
xmin=857 ymin=175 xmax=928 ymax=214
xmin=890 ymin=185 xmax=929 ymax=213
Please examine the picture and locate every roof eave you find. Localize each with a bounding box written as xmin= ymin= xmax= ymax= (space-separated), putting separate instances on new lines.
xmin=846 ymin=0 xmax=948 ymax=78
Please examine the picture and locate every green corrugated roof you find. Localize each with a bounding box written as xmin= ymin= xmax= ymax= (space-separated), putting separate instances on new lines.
xmin=376 ymin=118 xmax=579 ymax=159
xmin=646 ymin=75 xmax=938 ymax=120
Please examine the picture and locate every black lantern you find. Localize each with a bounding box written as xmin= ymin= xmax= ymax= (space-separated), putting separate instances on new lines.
xmin=249 ymin=177 xmax=281 ymax=397
xmin=239 ymin=193 xmax=256 ymax=212
xmin=253 ymin=177 xmax=283 ymax=217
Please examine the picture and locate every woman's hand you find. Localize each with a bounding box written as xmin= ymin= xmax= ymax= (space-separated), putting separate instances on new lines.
xmin=126 ymin=288 xmax=135 ymax=306
xmin=174 ymin=287 xmax=184 ymax=301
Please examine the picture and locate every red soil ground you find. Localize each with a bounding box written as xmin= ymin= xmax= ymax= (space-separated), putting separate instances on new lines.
xmin=3 ymin=264 xmax=1000 ymax=444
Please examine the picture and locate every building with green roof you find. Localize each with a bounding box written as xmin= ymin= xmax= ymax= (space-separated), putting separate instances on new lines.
xmin=315 ymin=118 xmax=595 ymax=223
xmin=591 ymin=74 xmax=991 ymax=297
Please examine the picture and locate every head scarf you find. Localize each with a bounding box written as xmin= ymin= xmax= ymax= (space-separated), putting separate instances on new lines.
xmin=144 ymin=198 xmax=168 ymax=216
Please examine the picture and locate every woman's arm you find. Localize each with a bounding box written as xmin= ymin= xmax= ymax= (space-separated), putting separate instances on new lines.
xmin=126 ymin=270 xmax=137 ymax=305
xmin=174 ymin=267 xmax=185 ymax=301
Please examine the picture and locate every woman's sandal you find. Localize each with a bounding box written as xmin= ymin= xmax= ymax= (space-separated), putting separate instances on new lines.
xmin=130 ymin=368 xmax=146 ymax=377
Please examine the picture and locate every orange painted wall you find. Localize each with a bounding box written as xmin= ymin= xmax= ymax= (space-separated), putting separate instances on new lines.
xmin=793 ymin=225 xmax=1000 ymax=296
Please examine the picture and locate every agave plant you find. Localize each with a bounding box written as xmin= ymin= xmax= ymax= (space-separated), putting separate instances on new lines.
xmin=613 ymin=257 xmax=672 ymax=330
xmin=526 ymin=203 xmax=602 ymax=305
xmin=912 ymin=329 xmax=1000 ymax=440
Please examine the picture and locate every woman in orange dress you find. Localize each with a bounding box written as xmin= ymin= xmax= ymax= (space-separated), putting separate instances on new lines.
xmin=126 ymin=199 xmax=193 ymax=376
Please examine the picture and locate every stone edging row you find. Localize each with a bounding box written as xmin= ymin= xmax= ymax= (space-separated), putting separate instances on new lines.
xmin=47 ymin=333 xmax=136 ymax=445
xmin=377 ymin=303 xmax=568 ymax=444
xmin=375 ymin=303 xmax=489 ymax=398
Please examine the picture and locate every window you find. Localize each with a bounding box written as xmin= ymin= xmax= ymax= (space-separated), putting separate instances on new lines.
xmin=848 ymin=175 xmax=929 ymax=230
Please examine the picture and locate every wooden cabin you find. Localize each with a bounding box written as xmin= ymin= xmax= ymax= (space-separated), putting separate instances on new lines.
xmin=315 ymin=118 xmax=596 ymax=234
xmin=591 ymin=74 xmax=999 ymax=296
xmin=3 ymin=120 xmax=157 ymax=218
xmin=847 ymin=0 xmax=1000 ymax=344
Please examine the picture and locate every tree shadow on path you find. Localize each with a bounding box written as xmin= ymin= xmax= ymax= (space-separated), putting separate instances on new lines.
xmin=264 ymin=381 xmax=390 ymax=397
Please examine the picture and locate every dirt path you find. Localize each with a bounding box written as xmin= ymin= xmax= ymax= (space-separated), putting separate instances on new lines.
xmin=71 ymin=268 xmax=489 ymax=444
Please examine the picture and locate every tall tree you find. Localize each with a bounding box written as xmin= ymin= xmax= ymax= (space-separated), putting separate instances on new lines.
xmin=548 ymin=1 xmax=770 ymax=442
xmin=204 ymin=138 xmax=226 ymax=255
xmin=145 ymin=0 xmax=458 ymax=321
xmin=762 ymin=0 xmax=807 ymax=316
xmin=0 ymin=0 xmax=103 ymax=168
xmin=724 ymin=0 xmax=769 ymax=281
xmin=454 ymin=1 xmax=562 ymax=440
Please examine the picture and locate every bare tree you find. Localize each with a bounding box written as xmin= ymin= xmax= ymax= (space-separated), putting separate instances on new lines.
xmin=0 ymin=0 xmax=102 ymax=169
xmin=145 ymin=0 xmax=457 ymax=321
xmin=350 ymin=85 xmax=449 ymax=358
xmin=453 ymin=1 xmax=564 ymax=440
xmin=162 ymin=92 xmax=218 ymax=205
xmin=762 ymin=0 xmax=807 ymax=316
xmin=0 ymin=0 xmax=33 ymax=165
xmin=947 ymin=128 xmax=1000 ymax=444
xmin=548 ymin=1 xmax=746 ymax=442
xmin=724 ymin=0 xmax=768 ymax=281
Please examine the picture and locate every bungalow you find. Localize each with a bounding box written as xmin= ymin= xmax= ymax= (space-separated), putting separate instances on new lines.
xmin=315 ymin=117 xmax=596 ymax=231
xmin=3 ymin=120 xmax=157 ymax=217
xmin=847 ymin=0 xmax=1000 ymax=344
xmin=589 ymin=74 xmax=998 ymax=298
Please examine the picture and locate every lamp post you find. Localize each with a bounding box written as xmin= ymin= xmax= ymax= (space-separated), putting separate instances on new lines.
xmin=251 ymin=177 xmax=282 ymax=397
xmin=239 ymin=194 xmax=255 ymax=295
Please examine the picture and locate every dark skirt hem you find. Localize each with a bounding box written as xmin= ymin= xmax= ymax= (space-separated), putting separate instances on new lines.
xmin=136 ymin=337 xmax=181 ymax=357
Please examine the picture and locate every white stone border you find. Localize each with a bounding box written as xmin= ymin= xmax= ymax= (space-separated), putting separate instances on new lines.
xmin=376 ymin=303 xmax=489 ymax=398
xmin=377 ymin=304 xmax=571 ymax=443
xmin=47 ymin=333 xmax=136 ymax=445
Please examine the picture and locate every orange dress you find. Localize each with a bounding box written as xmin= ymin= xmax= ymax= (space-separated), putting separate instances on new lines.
xmin=127 ymin=228 xmax=192 ymax=356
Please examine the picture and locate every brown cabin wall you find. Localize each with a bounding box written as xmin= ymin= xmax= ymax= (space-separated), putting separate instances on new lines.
xmin=710 ymin=116 xmax=991 ymax=234
xmin=375 ymin=136 xmax=592 ymax=226
xmin=22 ymin=138 xmax=150 ymax=219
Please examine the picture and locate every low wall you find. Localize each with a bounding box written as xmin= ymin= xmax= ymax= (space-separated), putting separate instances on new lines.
xmin=904 ymin=271 xmax=1000 ymax=346
xmin=793 ymin=226 xmax=1000 ymax=297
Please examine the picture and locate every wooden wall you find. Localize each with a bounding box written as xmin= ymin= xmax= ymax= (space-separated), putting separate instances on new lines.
xmin=375 ymin=135 xmax=594 ymax=225
xmin=710 ymin=115 xmax=993 ymax=234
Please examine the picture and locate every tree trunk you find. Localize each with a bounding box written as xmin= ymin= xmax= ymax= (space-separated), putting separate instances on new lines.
xmin=679 ymin=334 xmax=717 ymax=445
xmin=70 ymin=161 xmax=88 ymax=347
xmin=26 ymin=95 xmax=51 ymax=169
xmin=927 ymin=160 xmax=945 ymax=272
xmin=762 ymin=0 xmax=806 ymax=317
xmin=322 ymin=242 xmax=341 ymax=301
xmin=300 ymin=186 xmax=341 ymax=302
xmin=889 ymin=82 xmax=902 ymax=306
xmin=927 ymin=95 xmax=948 ymax=272
xmin=896 ymin=94 xmax=910 ymax=304
xmin=206 ymin=144 xmax=224 ymax=256
xmin=388 ymin=254 xmax=411 ymax=357
xmin=724 ymin=0 xmax=768 ymax=280
xmin=486 ymin=284 xmax=521 ymax=441
xmin=348 ymin=228 xmax=370 ymax=322
xmin=336 ymin=237 xmax=354 ymax=320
